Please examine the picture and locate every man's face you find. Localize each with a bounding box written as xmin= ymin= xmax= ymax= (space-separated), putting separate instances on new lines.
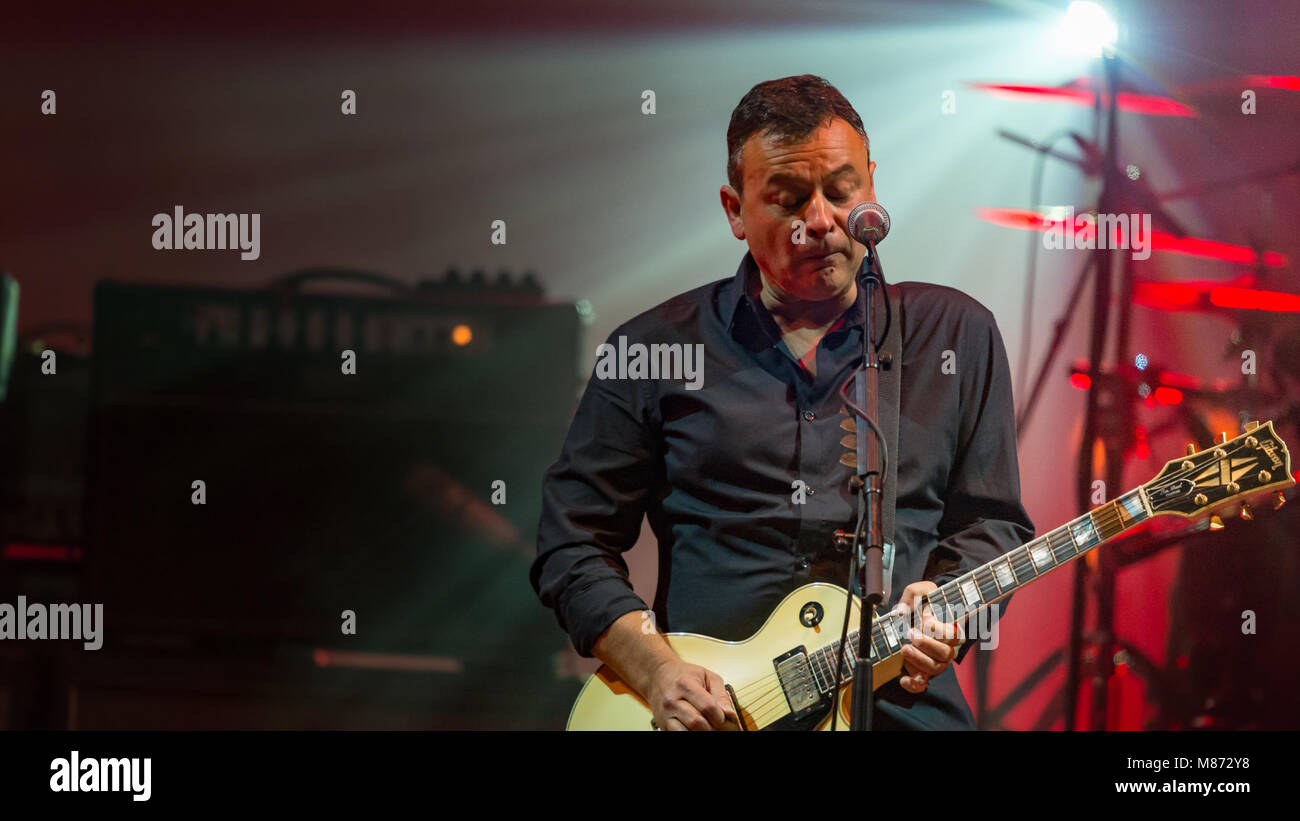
xmin=721 ymin=117 xmax=876 ymax=302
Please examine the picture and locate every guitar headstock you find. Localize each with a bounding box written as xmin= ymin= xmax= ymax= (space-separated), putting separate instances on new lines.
xmin=1142 ymin=420 xmax=1294 ymax=522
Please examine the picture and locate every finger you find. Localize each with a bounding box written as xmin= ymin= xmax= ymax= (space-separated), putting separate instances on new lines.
xmin=919 ymin=614 xmax=965 ymax=660
xmin=704 ymin=671 xmax=739 ymax=724
xmin=930 ymin=613 xmax=966 ymax=657
xmin=683 ymin=682 xmax=729 ymax=730
xmin=908 ymin=628 xmax=956 ymax=669
xmin=899 ymin=581 xmax=939 ymax=615
xmin=920 ymin=610 xmax=961 ymax=643
xmin=669 ymin=699 xmax=714 ymax=731
xmin=896 ymin=585 xmax=922 ymax=616
xmin=901 ymin=646 xmax=941 ymax=679
xmin=900 ymin=672 xmax=928 ymax=693
xmin=662 ymin=716 xmax=688 ymax=731
xmin=903 ymin=638 xmax=944 ymax=677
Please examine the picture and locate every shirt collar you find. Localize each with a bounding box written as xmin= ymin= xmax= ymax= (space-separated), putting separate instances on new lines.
xmin=721 ymin=250 xmax=871 ymax=345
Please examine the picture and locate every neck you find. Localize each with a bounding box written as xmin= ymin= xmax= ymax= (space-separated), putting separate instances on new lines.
xmin=757 ymin=275 xmax=856 ymax=332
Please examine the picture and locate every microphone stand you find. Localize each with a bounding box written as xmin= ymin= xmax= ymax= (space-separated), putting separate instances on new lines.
xmin=843 ymin=239 xmax=887 ymax=731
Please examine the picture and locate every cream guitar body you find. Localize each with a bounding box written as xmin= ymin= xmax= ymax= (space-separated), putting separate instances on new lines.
xmin=567 ymin=583 xmax=903 ymax=731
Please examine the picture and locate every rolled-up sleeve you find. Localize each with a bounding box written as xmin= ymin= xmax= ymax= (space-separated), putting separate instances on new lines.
xmin=530 ymin=332 xmax=660 ymax=657
xmin=926 ymin=307 xmax=1035 ymax=663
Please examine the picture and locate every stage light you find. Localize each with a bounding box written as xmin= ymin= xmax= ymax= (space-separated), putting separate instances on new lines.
xmin=1055 ymin=1 xmax=1118 ymax=57
xmin=1152 ymin=386 xmax=1183 ymax=406
xmin=1134 ymin=353 xmax=1148 ymax=370
xmin=452 ymin=324 xmax=473 ymax=346
xmin=1134 ymin=424 xmax=1150 ymax=460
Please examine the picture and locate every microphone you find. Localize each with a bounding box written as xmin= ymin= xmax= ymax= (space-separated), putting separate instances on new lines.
xmin=848 ymin=201 xmax=891 ymax=246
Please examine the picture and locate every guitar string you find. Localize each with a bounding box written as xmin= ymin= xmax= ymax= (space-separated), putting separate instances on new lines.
xmin=736 ymin=640 xmax=863 ymax=698
xmin=732 ymin=638 xmax=866 ymax=699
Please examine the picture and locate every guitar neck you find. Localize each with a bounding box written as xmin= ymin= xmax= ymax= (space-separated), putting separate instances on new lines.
xmin=805 ymin=488 xmax=1151 ymax=691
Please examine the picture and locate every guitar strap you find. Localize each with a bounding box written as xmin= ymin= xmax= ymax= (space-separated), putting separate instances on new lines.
xmin=876 ymin=282 xmax=904 ymax=605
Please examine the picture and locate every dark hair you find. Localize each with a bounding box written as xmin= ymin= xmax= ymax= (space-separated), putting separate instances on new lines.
xmin=726 ymin=74 xmax=869 ymax=194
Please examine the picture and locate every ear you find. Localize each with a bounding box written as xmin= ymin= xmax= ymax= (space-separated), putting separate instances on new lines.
xmin=865 ymin=160 xmax=877 ymax=200
xmin=720 ymin=185 xmax=745 ymax=240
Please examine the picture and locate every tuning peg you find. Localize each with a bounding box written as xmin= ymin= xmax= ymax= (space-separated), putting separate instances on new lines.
xmin=1208 ymin=515 xmax=1225 ymax=531
xmin=1240 ymin=502 xmax=1254 ymax=521
xmin=1217 ymin=432 xmax=1229 ymax=445
xmin=1275 ymin=491 xmax=1288 ymax=511
xmin=1186 ymin=442 xmax=1197 ymax=456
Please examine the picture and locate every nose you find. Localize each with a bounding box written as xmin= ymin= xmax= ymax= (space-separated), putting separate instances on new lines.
xmin=802 ymin=190 xmax=836 ymax=237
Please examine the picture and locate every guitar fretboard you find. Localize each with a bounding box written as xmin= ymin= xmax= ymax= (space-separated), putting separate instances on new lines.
xmin=802 ymin=489 xmax=1150 ymax=694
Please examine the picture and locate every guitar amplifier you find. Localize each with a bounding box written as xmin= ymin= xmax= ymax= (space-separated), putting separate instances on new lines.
xmin=84 ymin=280 xmax=579 ymax=658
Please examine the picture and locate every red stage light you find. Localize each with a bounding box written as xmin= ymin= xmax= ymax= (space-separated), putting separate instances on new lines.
xmin=1134 ymin=281 xmax=1204 ymax=310
xmin=1152 ymin=386 xmax=1183 ymax=405
xmin=1154 ymin=370 xmax=1201 ymax=390
xmin=1151 ymin=232 xmax=1288 ymax=267
xmin=3 ymin=543 xmax=82 ymax=561
xmin=967 ymin=83 xmax=1197 ymax=117
xmin=1244 ymin=74 xmax=1300 ymax=90
xmin=1209 ymin=286 xmax=1300 ymax=313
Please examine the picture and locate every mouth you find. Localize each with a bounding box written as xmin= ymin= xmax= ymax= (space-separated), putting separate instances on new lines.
xmin=798 ymin=251 xmax=842 ymax=264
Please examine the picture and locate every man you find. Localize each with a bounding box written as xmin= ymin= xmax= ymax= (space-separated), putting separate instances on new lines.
xmin=531 ymin=75 xmax=1035 ymax=730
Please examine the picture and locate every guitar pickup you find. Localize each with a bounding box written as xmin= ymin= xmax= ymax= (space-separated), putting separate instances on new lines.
xmin=773 ymin=646 xmax=821 ymax=719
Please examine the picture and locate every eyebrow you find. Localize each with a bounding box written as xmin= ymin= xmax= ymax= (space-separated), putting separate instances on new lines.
xmin=763 ymin=164 xmax=862 ymax=188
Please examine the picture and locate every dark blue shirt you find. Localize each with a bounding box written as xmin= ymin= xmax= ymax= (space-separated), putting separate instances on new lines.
xmin=531 ymin=250 xmax=1034 ymax=729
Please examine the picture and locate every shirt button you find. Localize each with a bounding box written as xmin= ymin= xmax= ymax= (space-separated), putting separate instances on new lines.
xmin=799 ymin=558 xmax=810 ymax=570
xmin=802 ymin=410 xmax=815 ymax=421
xmin=807 ymin=487 xmax=816 ymax=495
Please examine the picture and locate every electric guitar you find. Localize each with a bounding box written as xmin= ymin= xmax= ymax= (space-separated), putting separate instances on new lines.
xmin=566 ymin=421 xmax=1293 ymax=730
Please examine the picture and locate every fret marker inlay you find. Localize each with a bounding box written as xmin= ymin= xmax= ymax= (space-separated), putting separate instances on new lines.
xmin=993 ymin=561 xmax=1015 ymax=589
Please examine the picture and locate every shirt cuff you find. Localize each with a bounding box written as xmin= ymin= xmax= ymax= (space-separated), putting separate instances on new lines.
xmin=561 ymin=577 xmax=650 ymax=658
